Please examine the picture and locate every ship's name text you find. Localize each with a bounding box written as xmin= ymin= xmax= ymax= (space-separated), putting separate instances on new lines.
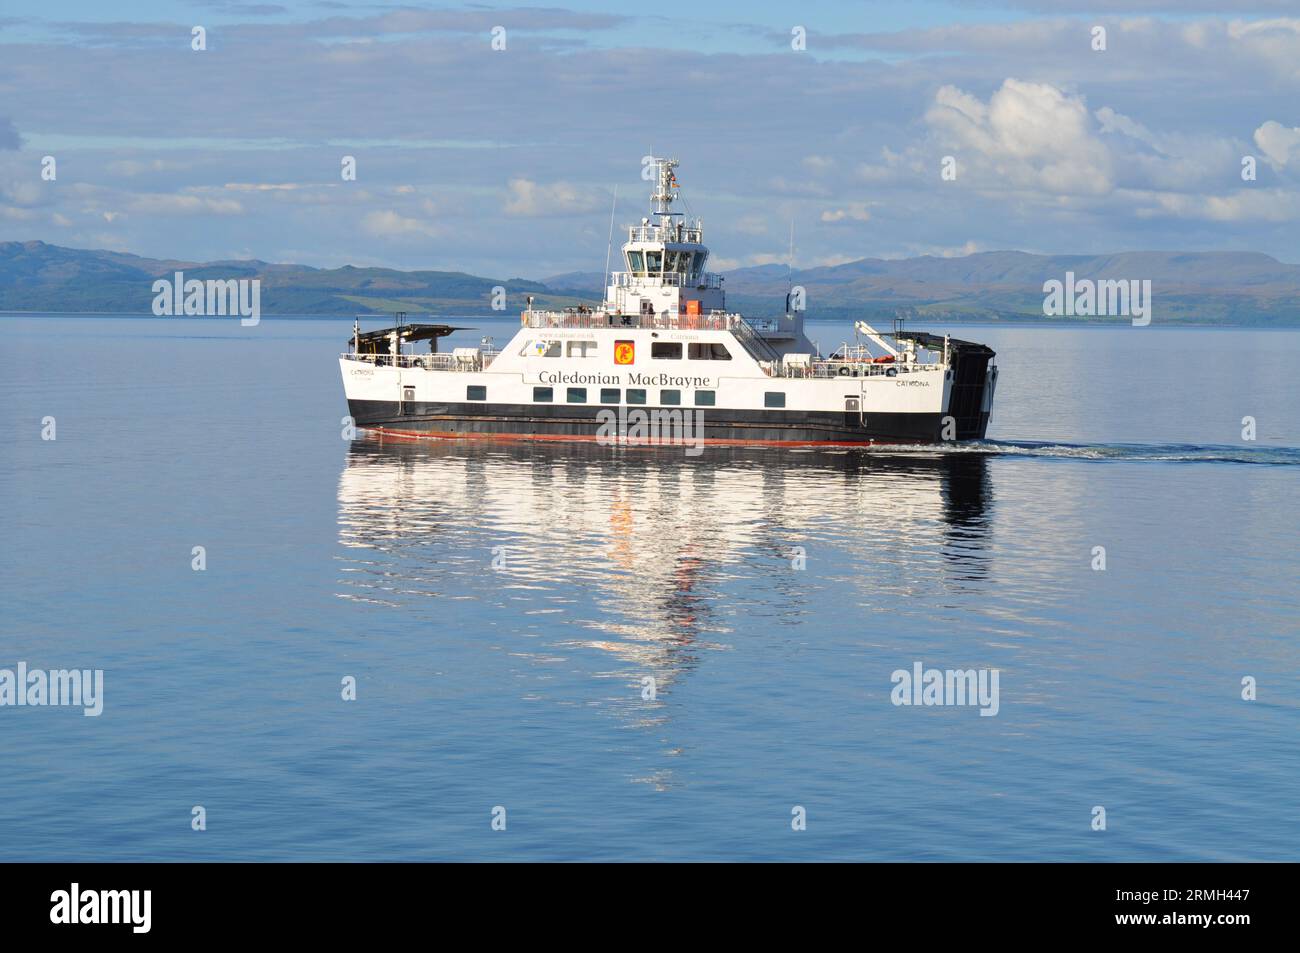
xmin=537 ymin=371 xmax=714 ymax=388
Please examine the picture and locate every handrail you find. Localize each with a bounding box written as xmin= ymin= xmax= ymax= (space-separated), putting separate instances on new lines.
xmin=626 ymin=226 xmax=703 ymax=243
xmin=609 ymin=271 xmax=722 ymax=289
xmin=770 ymin=360 xmax=944 ymax=380
xmin=729 ymin=316 xmax=783 ymax=365
xmin=342 ymin=351 xmax=499 ymax=371
xmin=523 ymin=309 xmax=738 ymax=331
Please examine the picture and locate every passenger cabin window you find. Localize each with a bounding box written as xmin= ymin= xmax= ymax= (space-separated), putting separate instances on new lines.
xmin=600 ymin=388 xmax=620 ymax=404
xmin=533 ymin=386 xmax=553 ymax=402
xmin=626 ymin=388 xmax=647 ymax=405
xmin=694 ymin=390 xmax=716 ymax=406
xmin=660 ymin=389 xmax=681 ymax=405
xmin=688 ymin=342 xmax=732 ymax=361
xmin=567 ymin=340 xmax=597 ymax=358
xmin=651 ymin=342 xmax=682 ymax=359
xmin=526 ymin=340 xmax=561 ymax=358
xmin=764 ymin=392 xmax=786 ymax=408
xmin=467 ymin=385 xmax=487 ymax=401
xmin=566 ymin=387 xmax=586 ymax=403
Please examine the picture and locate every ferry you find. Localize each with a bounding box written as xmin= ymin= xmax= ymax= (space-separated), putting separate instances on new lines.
xmin=340 ymin=157 xmax=997 ymax=446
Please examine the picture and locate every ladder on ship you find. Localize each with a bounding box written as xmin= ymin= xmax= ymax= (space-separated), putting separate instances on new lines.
xmin=729 ymin=316 xmax=784 ymax=365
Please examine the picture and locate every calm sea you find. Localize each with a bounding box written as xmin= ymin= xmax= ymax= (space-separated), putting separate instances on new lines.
xmin=1 ymin=315 xmax=1297 ymax=861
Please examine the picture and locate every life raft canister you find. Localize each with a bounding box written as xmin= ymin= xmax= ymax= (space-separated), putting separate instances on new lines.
xmin=837 ymin=365 xmax=851 ymax=376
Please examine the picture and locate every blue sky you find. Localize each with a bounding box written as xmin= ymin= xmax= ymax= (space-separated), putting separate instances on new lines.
xmin=3 ymin=1 xmax=1300 ymax=276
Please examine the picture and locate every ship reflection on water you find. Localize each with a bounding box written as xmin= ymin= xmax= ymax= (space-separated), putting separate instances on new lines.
xmin=335 ymin=436 xmax=993 ymax=785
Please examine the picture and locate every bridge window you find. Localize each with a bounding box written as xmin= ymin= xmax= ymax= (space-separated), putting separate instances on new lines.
xmin=660 ymin=389 xmax=681 ymax=405
xmin=688 ymin=342 xmax=731 ymax=361
xmin=645 ymin=250 xmax=662 ymax=275
xmin=566 ymin=340 xmax=598 ymax=358
xmin=467 ymin=385 xmax=487 ymax=401
xmin=764 ymin=392 xmax=786 ymax=408
xmin=651 ymin=342 xmax=682 ymax=359
xmin=694 ymin=390 xmax=716 ymax=406
xmin=627 ymin=250 xmax=645 ymax=276
xmin=566 ymin=387 xmax=586 ymax=403
xmin=533 ymin=386 xmax=553 ymax=402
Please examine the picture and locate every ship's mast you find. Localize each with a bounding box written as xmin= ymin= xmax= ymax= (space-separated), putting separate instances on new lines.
xmin=650 ymin=157 xmax=680 ymax=223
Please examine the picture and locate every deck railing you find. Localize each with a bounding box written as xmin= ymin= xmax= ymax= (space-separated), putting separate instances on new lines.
xmin=609 ymin=271 xmax=722 ymax=289
xmin=342 ymin=336 xmax=946 ymax=381
xmin=626 ymin=225 xmax=703 ymax=243
xmin=769 ymin=360 xmax=945 ymax=380
xmin=522 ymin=309 xmax=780 ymax=332
xmin=341 ymin=351 xmax=499 ymax=371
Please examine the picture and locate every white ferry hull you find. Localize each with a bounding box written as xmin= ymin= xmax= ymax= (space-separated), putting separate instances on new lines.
xmin=340 ymin=329 xmax=996 ymax=446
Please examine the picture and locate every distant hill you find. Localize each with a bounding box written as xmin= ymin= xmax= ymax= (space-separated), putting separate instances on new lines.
xmin=718 ymin=251 xmax=1300 ymax=325
xmin=4 ymin=240 xmax=1300 ymax=325
xmin=0 ymin=241 xmax=582 ymax=317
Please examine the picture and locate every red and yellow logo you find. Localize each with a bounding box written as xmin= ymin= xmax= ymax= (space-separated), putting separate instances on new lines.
xmin=614 ymin=340 xmax=635 ymax=365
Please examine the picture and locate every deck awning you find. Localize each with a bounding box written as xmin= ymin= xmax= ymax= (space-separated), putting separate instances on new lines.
xmin=894 ymin=329 xmax=995 ymax=358
xmin=352 ymin=323 xmax=466 ymax=354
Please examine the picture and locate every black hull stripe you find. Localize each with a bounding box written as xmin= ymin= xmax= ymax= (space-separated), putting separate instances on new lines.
xmin=346 ymin=400 xmax=991 ymax=444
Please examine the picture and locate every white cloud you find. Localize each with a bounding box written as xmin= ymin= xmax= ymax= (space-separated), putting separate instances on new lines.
xmin=925 ymin=78 xmax=1113 ymax=195
xmin=1134 ymin=187 xmax=1300 ymax=222
xmin=1097 ymin=106 xmax=1242 ymax=191
xmin=361 ymin=209 xmax=440 ymax=239
xmin=503 ymin=178 xmax=603 ymax=217
xmin=127 ymin=194 xmax=243 ymax=215
xmin=821 ymin=202 xmax=872 ymax=222
xmin=731 ymin=214 xmax=769 ymax=236
xmin=107 ymin=158 xmax=179 ymax=177
xmin=222 ymin=182 xmax=305 ymax=191
xmin=1 ymin=179 xmax=45 ymax=207
xmin=1253 ymin=120 xmax=1300 ymax=170
xmin=1227 ymin=18 xmax=1300 ymax=81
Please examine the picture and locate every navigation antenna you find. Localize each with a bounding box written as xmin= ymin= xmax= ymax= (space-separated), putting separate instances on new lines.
xmin=602 ymin=185 xmax=618 ymax=303
xmin=786 ymin=219 xmax=796 ymax=317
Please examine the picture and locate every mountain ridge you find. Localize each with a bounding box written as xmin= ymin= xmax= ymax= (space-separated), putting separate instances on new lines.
xmin=4 ymin=240 xmax=1299 ymax=325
